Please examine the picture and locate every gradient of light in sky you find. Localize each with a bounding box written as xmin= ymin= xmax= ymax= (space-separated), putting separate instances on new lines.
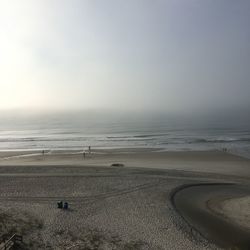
xmin=0 ymin=0 xmax=249 ymax=113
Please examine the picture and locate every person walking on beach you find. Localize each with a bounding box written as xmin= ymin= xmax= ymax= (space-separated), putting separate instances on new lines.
xmin=88 ymin=146 xmax=91 ymax=154
xmin=83 ymin=150 xmax=86 ymax=159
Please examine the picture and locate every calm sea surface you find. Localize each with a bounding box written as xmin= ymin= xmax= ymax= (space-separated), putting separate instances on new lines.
xmin=0 ymin=112 xmax=249 ymax=158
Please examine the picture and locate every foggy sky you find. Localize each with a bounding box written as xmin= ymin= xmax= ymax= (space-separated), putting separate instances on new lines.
xmin=0 ymin=0 xmax=249 ymax=114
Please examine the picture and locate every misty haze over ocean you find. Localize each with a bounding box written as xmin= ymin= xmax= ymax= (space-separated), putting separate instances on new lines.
xmin=0 ymin=111 xmax=249 ymax=158
xmin=0 ymin=1 xmax=250 ymax=158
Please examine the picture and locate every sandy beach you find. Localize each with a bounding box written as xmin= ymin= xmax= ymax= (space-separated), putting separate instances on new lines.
xmin=173 ymin=183 xmax=250 ymax=249
xmin=0 ymin=149 xmax=249 ymax=249
xmin=208 ymin=195 xmax=250 ymax=232
xmin=1 ymin=149 xmax=250 ymax=177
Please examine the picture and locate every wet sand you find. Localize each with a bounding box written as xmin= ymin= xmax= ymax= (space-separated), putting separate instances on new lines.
xmin=1 ymin=149 xmax=250 ymax=177
xmin=172 ymin=183 xmax=250 ymax=249
xmin=0 ymin=149 xmax=249 ymax=249
xmin=211 ymin=195 xmax=250 ymax=230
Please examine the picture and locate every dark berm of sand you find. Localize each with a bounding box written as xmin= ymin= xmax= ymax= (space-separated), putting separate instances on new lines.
xmin=172 ymin=183 xmax=250 ymax=250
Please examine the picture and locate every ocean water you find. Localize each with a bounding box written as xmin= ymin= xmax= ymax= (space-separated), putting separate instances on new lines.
xmin=0 ymin=112 xmax=249 ymax=158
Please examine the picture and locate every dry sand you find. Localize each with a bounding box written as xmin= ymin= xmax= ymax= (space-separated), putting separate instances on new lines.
xmin=209 ymin=196 xmax=250 ymax=231
xmin=0 ymin=149 xmax=249 ymax=249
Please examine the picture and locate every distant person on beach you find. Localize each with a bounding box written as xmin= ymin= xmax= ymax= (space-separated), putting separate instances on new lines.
xmin=63 ymin=202 xmax=68 ymax=210
xmin=88 ymin=146 xmax=91 ymax=154
xmin=83 ymin=151 xmax=86 ymax=159
xmin=42 ymin=150 xmax=45 ymax=155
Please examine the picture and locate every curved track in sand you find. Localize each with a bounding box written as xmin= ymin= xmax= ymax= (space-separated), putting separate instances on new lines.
xmin=171 ymin=183 xmax=250 ymax=250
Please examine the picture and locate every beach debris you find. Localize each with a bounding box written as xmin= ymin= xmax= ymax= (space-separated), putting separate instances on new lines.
xmin=0 ymin=233 xmax=23 ymax=249
xmin=111 ymin=163 xmax=124 ymax=167
xmin=0 ymin=209 xmax=44 ymax=249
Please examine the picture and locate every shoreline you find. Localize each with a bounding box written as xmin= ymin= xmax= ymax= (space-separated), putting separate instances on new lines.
xmin=0 ymin=144 xmax=249 ymax=162
xmin=0 ymin=147 xmax=248 ymax=156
